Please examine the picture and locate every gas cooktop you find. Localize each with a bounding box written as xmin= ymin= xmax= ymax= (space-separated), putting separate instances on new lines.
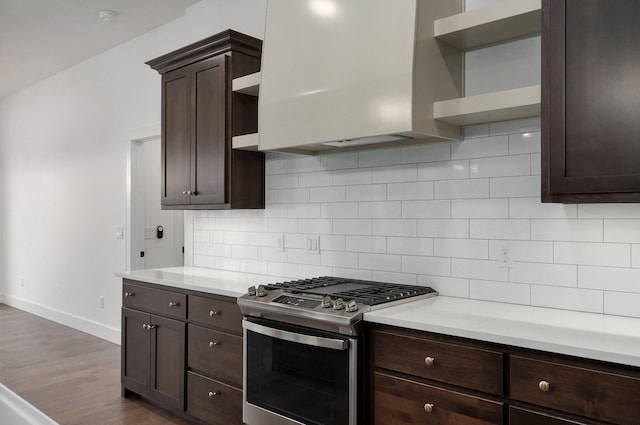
xmin=237 ymin=276 xmax=437 ymax=335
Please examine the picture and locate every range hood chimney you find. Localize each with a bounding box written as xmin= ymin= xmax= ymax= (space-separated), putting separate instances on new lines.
xmin=258 ymin=0 xmax=463 ymax=153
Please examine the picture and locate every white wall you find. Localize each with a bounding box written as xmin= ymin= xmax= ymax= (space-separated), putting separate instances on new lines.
xmin=0 ymin=0 xmax=267 ymax=342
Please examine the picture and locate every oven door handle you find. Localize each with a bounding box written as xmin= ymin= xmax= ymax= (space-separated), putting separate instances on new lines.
xmin=243 ymin=320 xmax=349 ymax=350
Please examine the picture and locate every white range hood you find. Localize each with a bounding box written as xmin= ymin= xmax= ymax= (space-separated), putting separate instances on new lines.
xmin=257 ymin=0 xmax=463 ymax=153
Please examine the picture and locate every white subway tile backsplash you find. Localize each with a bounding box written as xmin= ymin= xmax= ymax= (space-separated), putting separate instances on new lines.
xmin=604 ymin=220 xmax=640 ymax=243
xmin=401 ymin=200 xmax=450 ymax=219
xmin=418 ymin=219 xmax=469 ymax=238
xmin=436 ymin=179 xmax=489 ymax=199
xmin=531 ymin=219 xmax=603 ymax=242
xmin=401 ymin=142 xmax=451 ymax=164
xmin=320 ymin=151 xmax=359 ymax=170
xmin=435 ymin=238 xmax=488 ymax=259
xmin=451 ymin=135 xmax=509 ymax=159
xmin=554 ymin=242 xmax=630 ymax=267
xmin=418 ymin=160 xmax=470 ymax=181
xmin=358 ymin=148 xmax=402 ymax=167
xmin=402 ymin=256 xmax=451 ymax=276
xmin=509 ymin=198 xmax=577 ymax=219
xmin=345 ymin=184 xmax=387 ymax=201
xmin=372 ymin=219 xmax=417 ymax=237
xmin=309 ymin=186 xmax=345 ymax=203
xmin=470 ymin=280 xmax=530 ymax=305
xmin=189 ymin=122 xmax=640 ymax=319
xmin=510 ymin=262 xmax=577 ymax=287
xmin=470 ymin=219 xmax=530 ymax=240
xmin=490 ymin=175 xmax=540 ymax=198
xmin=418 ymin=275 xmax=470 ymax=298
xmin=346 ymin=236 xmax=387 ymax=253
xmin=452 ymin=258 xmax=509 ymax=281
xmin=387 ymin=237 xmax=434 ymax=256
xmin=359 ymin=253 xmax=402 ymax=272
xmin=471 ymin=155 xmax=531 ymax=178
xmin=388 ymin=181 xmax=434 ymax=200
xmin=509 ymin=131 xmax=541 ymax=154
xmin=604 ymin=292 xmax=640 ymax=318
xmin=452 ymin=199 xmax=508 ymax=218
xmin=578 ymin=266 xmax=640 ymax=292
xmin=358 ymin=201 xmax=402 ymax=218
xmin=579 ymin=204 xmax=640 ymax=219
xmin=299 ymin=171 xmax=333 ymax=187
xmin=531 ymin=285 xmax=603 ymax=314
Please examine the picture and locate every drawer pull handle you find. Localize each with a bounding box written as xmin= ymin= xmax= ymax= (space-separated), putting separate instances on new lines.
xmin=424 ymin=356 xmax=435 ymax=366
xmin=210 ymin=310 xmax=221 ymax=317
xmin=208 ymin=391 xmax=219 ymax=398
xmin=424 ymin=403 xmax=434 ymax=413
xmin=209 ymin=341 xmax=220 ymax=348
xmin=124 ymin=292 xmax=135 ymax=297
xmin=168 ymin=302 xmax=180 ymax=308
xmin=539 ymin=380 xmax=550 ymax=392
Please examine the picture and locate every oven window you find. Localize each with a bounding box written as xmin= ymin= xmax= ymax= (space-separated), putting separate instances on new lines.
xmin=246 ymin=326 xmax=351 ymax=425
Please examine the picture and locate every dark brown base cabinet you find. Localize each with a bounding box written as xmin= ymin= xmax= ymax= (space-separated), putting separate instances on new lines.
xmin=371 ymin=324 xmax=640 ymax=425
xmin=121 ymin=279 xmax=243 ymax=425
xmin=542 ymin=0 xmax=640 ymax=202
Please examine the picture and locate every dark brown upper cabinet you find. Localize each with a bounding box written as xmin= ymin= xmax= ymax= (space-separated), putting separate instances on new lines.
xmin=542 ymin=0 xmax=640 ymax=203
xmin=147 ymin=30 xmax=265 ymax=209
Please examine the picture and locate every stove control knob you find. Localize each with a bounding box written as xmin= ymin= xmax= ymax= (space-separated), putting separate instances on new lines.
xmin=247 ymin=286 xmax=257 ymax=296
xmin=321 ymin=296 xmax=332 ymax=308
xmin=333 ymin=298 xmax=345 ymax=310
xmin=256 ymin=285 xmax=267 ymax=297
xmin=345 ymin=300 xmax=358 ymax=313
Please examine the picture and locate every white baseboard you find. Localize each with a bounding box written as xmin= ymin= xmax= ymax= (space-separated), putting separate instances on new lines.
xmin=3 ymin=295 xmax=121 ymax=345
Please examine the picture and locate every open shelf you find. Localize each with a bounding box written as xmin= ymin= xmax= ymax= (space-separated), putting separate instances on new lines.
xmin=232 ymin=133 xmax=259 ymax=151
xmin=433 ymin=85 xmax=540 ymax=126
xmin=232 ymin=71 xmax=260 ymax=96
xmin=434 ymin=0 xmax=541 ymax=50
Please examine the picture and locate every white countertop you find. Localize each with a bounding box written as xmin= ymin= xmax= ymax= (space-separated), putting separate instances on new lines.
xmin=117 ymin=268 xmax=640 ymax=367
xmin=365 ymin=296 xmax=640 ymax=367
xmin=116 ymin=267 xmax=287 ymax=299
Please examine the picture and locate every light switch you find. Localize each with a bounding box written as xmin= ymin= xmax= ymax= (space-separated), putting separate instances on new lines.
xmin=115 ymin=227 xmax=124 ymax=239
xmin=306 ymin=235 xmax=320 ymax=255
xmin=144 ymin=226 xmax=156 ymax=239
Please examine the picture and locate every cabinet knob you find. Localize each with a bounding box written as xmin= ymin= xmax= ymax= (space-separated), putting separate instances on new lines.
xmin=209 ymin=310 xmax=221 ymax=317
xmin=147 ymin=324 xmax=156 ymax=330
xmin=208 ymin=391 xmax=219 ymax=398
xmin=183 ymin=190 xmax=194 ymax=195
xmin=124 ymin=292 xmax=135 ymax=297
xmin=424 ymin=356 xmax=435 ymax=366
xmin=424 ymin=403 xmax=434 ymax=413
xmin=539 ymin=380 xmax=550 ymax=392
xmin=142 ymin=324 xmax=148 ymax=330
xmin=168 ymin=302 xmax=180 ymax=308
xmin=209 ymin=341 xmax=220 ymax=348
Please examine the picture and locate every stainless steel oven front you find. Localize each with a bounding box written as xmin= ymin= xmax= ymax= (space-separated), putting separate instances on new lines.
xmin=243 ymin=317 xmax=360 ymax=425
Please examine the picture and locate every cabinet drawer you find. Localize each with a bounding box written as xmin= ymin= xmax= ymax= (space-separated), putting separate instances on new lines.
xmin=510 ymin=407 xmax=596 ymax=425
xmin=122 ymin=282 xmax=186 ymax=320
xmin=187 ymin=371 xmax=242 ymax=425
xmin=374 ymin=371 xmax=503 ymax=425
xmin=373 ymin=329 xmax=503 ymax=395
xmin=188 ymin=324 xmax=242 ymax=386
xmin=510 ymin=356 xmax=640 ymax=425
xmin=188 ymin=295 xmax=242 ymax=333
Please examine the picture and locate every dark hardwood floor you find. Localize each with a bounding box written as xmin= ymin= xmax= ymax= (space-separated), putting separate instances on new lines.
xmin=0 ymin=304 xmax=190 ymax=425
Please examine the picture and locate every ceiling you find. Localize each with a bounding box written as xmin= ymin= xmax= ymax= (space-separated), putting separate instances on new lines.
xmin=0 ymin=0 xmax=201 ymax=99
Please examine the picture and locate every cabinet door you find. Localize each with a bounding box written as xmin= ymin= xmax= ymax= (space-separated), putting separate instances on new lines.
xmin=162 ymin=66 xmax=192 ymax=206
xmin=542 ymin=0 xmax=640 ymax=202
xmin=149 ymin=314 xmax=186 ymax=411
xmin=121 ymin=308 xmax=150 ymax=397
xmin=191 ymin=55 xmax=227 ymax=206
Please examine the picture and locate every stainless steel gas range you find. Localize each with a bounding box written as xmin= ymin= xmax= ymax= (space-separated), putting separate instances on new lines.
xmin=238 ymin=276 xmax=437 ymax=425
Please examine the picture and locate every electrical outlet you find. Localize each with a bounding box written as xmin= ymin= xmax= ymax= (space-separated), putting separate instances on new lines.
xmin=115 ymin=227 xmax=124 ymax=239
xmin=498 ymin=246 xmax=514 ymax=268
xmin=306 ymin=235 xmax=320 ymax=255
xmin=99 ymin=296 xmax=105 ymax=309
xmin=20 ymin=278 xmax=24 ymax=287
xmin=275 ymin=233 xmax=285 ymax=252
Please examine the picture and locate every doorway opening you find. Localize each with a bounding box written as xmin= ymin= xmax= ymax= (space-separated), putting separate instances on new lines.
xmin=127 ymin=129 xmax=184 ymax=271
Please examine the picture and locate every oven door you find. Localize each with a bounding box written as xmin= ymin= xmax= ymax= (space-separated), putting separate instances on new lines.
xmin=243 ymin=317 xmax=357 ymax=425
